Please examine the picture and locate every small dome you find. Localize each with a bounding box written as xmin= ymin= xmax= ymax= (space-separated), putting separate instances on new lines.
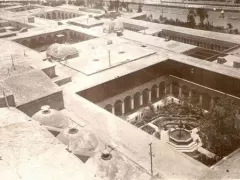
xmin=57 ymin=127 xmax=99 ymax=157
xmin=103 ymin=19 xmax=114 ymax=33
xmin=46 ymin=43 xmax=78 ymax=60
xmin=86 ymin=151 xmax=148 ymax=180
xmin=113 ymin=18 xmax=124 ymax=33
xmin=31 ymin=105 xmax=69 ymax=129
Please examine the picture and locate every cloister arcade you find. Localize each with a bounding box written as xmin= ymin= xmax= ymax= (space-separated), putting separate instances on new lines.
xmin=102 ymin=76 xmax=228 ymax=117
xmin=8 ymin=5 xmax=38 ymax=12
xmin=161 ymin=29 xmax=237 ymax=52
xmin=36 ymin=10 xmax=81 ymax=21
xmin=15 ymin=29 xmax=95 ymax=50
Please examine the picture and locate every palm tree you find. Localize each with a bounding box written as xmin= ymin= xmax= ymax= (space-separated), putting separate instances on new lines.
xmin=196 ymin=8 xmax=208 ymax=28
xmin=187 ymin=9 xmax=196 ymax=28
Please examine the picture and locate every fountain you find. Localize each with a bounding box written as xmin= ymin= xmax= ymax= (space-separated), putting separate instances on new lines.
xmin=169 ymin=120 xmax=193 ymax=146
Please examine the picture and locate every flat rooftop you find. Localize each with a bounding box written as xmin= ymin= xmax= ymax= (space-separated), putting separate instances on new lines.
xmin=122 ymin=18 xmax=240 ymax=45
xmin=1 ymin=69 xmax=61 ymax=106
xmin=0 ymin=109 xmax=95 ymax=180
xmin=62 ymin=39 xmax=156 ymax=75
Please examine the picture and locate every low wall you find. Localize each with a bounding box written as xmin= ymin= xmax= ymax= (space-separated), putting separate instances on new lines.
xmin=17 ymin=91 xmax=64 ymax=117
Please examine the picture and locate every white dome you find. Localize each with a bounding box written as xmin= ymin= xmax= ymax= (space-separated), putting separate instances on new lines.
xmin=57 ymin=127 xmax=99 ymax=157
xmin=103 ymin=19 xmax=114 ymax=33
xmin=46 ymin=43 xmax=78 ymax=60
xmin=31 ymin=105 xmax=69 ymax=129
xmin=113 ymin=18 xmax=124 ymax=33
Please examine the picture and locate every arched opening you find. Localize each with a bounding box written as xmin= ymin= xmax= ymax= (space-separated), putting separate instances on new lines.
xmin=124 ymin=96 xmax=132 ymax=114
xmin=202 ymin=93 xmax=211 ymax=110
xmin=73 ymin=14 xmax=76 ymax=18
xmin=62 ymin=12 xmax=65 ymax=19
xmin=104 ymin=104 xmax=112 ymax=113
xmin=40 ymin=14 xmax=45 ymax=18
xmin=114 ymin=100 xmax=122 ymax=116
xmin=58 ymin=12 xmax=61 ymax=19
xmin=62 ymin=32 xmax=68 ymax=42
xmin=29 ymin=38 xmax=37 ymax=49
xmin=45 ymin=34 xmax=54 ymax=45
xmin=46 ymin=13 xmax=51 ymax=19
xmin=214 ymin=97 xmax=220 ymax=106
xmin=38 ymin=36 xmax=45 ymax=45
xmin=142 ymin=88 xmax=149 ymax=106
xmin=159 ymin=81 xmax=165 ymax=98
xmin=172 ymin=81 xmax=179 ymax=97
xmin=191 ymin=89 xmax=200 ymax=105
xmin=65 ymin=13 xmax=68 ymax=19
xmin=151 ymin=85 xmax=158 ymax=102
xmin=21 ymin=40 xmax=29 ymax=47
xmin=165 ymin=83 xmax=171 ymax=95
xmin=52 ymin=12 xmax=56 ymax=19
xmin=182 ymin=85 xmax=189 ymax=99
xmin=134 ymin=92 xmax=141 ymax=110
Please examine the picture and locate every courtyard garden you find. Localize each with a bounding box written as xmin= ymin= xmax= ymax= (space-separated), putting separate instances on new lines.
xmin=128 ymin=95 xmax=240 ymax=166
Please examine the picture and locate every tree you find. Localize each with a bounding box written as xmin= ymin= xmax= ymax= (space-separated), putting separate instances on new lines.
xmin=141 ymin=103 xmax=156 ymax=123
xmin=137 ymin=3 xmax=142 ymax=13
xmin=187 ymin=9 xmax=196 ymax=28
xmin=200 ymin=96 xmax=240 ymax=158
xmin=196 ymin=8 xmax=208 ymax=28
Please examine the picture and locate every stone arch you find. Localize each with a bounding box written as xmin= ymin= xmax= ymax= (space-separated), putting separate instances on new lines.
xmin=159 ymin=81 xmax=165 ymax=98
xmin=172 ymin=81 xmax=179 ymax=97
xmin=46 ymin=13 xmax=51 ymax=19
xmin=214 ymin=96 xmax=220 ymax=106
xmin=191 ymin=89 xmax=200 ymax=105
xmin=21 ymin=39 xmax=29 ymax=47
xmin=114 ymin=100 xmax=122 ymax=116
xmin=142 ymin=88 xmax=149 ymax=106
xmin=104 ymin=104 xmax=112 ymax=113
xmin=165 ymin=83 xmax=171 ymax=95
xmin=73 ymin=14 xmax=76 ymax=18
xmin=58 ymin=12 xmax=61 ymax=19
xmin=29 ymin=38 xmax=37 ymax=48
xmin=37 ymin=36 xmax=45 ymax=45
xmin=62 ymin=32 xmax=68 ymax=41
xmin=182 ymin=85 xmax=189 ymax=99
xmin=134 ymin=92 xmax=141 ymax=110
xmin=45 ymin=34 xmax=54 ymax=45
xmin=202 ymin=93 xmax=211 ymax=110
xmin=151 ymin=84 xmax=158 ymax=102
xmin=124 ymin=96 xmax=132 ymax=114
xmin=52 ymin=11 xmax=56 ymax=19
xmin=65 ymin=13 xmax=68 ymax=19
xmin=62 ymin=12 xmax=65 ymax=19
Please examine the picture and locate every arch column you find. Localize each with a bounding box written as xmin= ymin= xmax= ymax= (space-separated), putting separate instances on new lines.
xmin=131 ymin=97 xmax=134 ymax=110
xmin=199 ymin=94 xmax=203 ymax=106
xmin=112 ymin=106 xmax=115 ymax=115
xmin=156 ymin=87 xmax=159 ymax=99
xmin=122 ymin=102 xmax=125 ymax=115
xmin=189 ymin=90 xmax=192 ymax=100
xmin=140 ymin=94 xmax=143 ymax=106
xmin=170 ymin=83 xmax=173 ymax=95
xmin=210 ymin=98 xmax=214 ymax=109
xmin=148 ymin=90 xmax=151 ymax=102
xmin=178 ymin=86 xmax=182 ymax=98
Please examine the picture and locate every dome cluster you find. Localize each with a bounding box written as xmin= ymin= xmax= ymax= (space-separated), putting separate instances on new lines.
xmin=32 ymin=105 xmax=99 ymax=157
